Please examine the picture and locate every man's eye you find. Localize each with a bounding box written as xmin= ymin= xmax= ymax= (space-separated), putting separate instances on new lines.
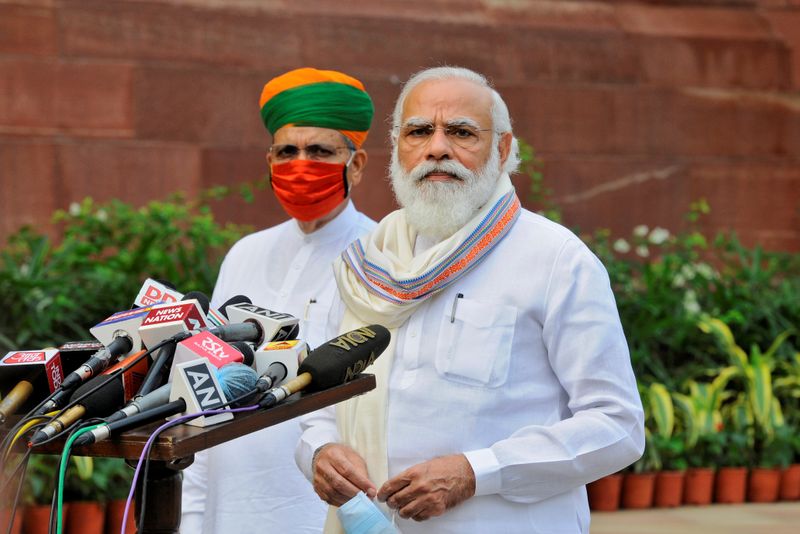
xmin=307 ymin=145 xmax=335 ymax=158
xmin=406 ymin=127 xmax=432 ymax=137
xmin=448 ymin=127 xmax=476 ymax=139
xmin=276 ymin=146 xmax=298 ymax=158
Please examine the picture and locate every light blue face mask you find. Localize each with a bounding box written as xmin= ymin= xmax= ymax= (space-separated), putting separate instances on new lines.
xmin=337 ymin=491 xmax=400 ymax=534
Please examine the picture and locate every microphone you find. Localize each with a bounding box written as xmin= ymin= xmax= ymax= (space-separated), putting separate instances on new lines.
xmin=225 ymin=303 xmax=300 ymax=346
xmin=218 ymin=295 xmax=252 ymax=318
xmin=29 ymin=350 xmax=149 ymax=445
xmin=51 ymin=335 xmax=134 ymax=399
xmin=106 ymin=333 xmax=254 ymax=426
xmin=74 ymin=361 xmax=258 ymax=446
xmin=0 ymin=348 xmax=65 ymax=424
xmin=259 ymin=325 xmax=390 ymax=408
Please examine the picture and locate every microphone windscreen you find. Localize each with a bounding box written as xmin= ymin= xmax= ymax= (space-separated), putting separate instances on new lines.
xmin=70 ymin=374 xmax=125 ymax=417
xmin=183 ymin=291 xmax=210 ymax=314
xmin=216 ymin=363 xmax=258 ymax=405
xmin=229 ymin=341 xmax=255 ymax=367
xmin=218 ymin=295 xmax=252 ymax=319
xmin=299 ymin=325 xmax=390 ymax=391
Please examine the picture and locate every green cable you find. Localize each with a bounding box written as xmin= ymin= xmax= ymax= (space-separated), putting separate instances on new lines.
xmin=56 ymin=424 xmax=101 ymax=534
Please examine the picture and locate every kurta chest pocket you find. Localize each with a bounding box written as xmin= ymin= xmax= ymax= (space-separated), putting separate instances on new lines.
xmin=435 ymin=297 xmax=517 ymax=388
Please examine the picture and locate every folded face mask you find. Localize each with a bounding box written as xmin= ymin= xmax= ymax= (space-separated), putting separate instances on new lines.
xmin=337 ymin=491 xmax=400 ymax=534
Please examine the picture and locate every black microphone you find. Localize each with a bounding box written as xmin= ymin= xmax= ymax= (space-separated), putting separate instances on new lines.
xmin=29 ymin=351 xmax=143 ymax=446
xmin=259 ymin=325 xmax=390 ymax=408
xmin=218 ymin=295 xmax=252 ymax=319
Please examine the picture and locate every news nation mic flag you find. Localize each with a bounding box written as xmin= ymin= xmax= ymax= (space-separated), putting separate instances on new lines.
xmin=133 ymin=279 xmax=227 ymax=327
xmin=89 ymin=306 xmax=155 ymax=354
xmin=138 ymin=300 xmax=208 ymax=350
xmin=0 ymin=349 xmax=64 ymax=421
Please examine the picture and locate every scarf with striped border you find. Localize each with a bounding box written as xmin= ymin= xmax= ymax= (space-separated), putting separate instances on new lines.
xmin=324 ymin=173 xmax=519 ymax=533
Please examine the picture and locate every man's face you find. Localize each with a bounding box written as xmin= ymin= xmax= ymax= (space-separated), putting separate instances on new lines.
xmin=390 ymin=78 xmax=510 ymax=240
xmin=395 ymin=78 xmax=495 ymax=177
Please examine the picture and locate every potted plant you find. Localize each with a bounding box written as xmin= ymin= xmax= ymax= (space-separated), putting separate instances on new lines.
xmin=21 ymin=454 xmax=60 ymax=534
xmin=710 ymin=410 xmax=750 ymax=504
xmin=672 ymin=366 xmax=738 ymax=505
xmin=698 ymin=317 xmax=794 ymax=503
xmin=63 ymin=456 xmax=105 ymax=534
xmin=96 ymin=458 xmax=136 ymax=534
xmin=620 ymin=430 xmax=657 ymax=510
xmin=644 ymin=381 xmax=686 ymax=508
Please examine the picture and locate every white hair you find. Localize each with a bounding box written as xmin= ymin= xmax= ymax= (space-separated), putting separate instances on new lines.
xmin=390 ymin=66 xmax=520 ymax=174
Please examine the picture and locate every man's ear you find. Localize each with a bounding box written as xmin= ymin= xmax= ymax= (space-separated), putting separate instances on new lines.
xmin=497 ymin=132 xmax=513 ymax=168
xmin=347 ymin=149 xmax=368 ymax=189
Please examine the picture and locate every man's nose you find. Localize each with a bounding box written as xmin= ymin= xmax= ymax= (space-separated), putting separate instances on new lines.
xmin=426 ymin=127 xmax=454 ymax=161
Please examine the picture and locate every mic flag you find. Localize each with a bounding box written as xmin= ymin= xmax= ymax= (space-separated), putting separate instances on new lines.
xmin=0 ymin=349 xmax=64 ymax=423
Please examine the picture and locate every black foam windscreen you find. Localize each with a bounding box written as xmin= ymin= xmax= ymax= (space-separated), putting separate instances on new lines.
xmin=183 ymin=291 xmax=210 ymax=315
xmin=218 ymin=295 xmax=252 ymax=319
xmin=229 ymin=341 xmax=255 ymax=367
xmin=70 ymin=374 xmax=125 ymax=417
xmin=298 ymin=325 xmax=390 ymax=391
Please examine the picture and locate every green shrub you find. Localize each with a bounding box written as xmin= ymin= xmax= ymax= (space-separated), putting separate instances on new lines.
xmin=0 ymin=193 xmax=247 ymax=351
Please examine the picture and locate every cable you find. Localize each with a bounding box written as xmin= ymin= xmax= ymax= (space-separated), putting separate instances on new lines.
xmin=2 ymin=448 xmax=29 ymax=534
xmin=2 ymin=413 xmax=57 ymax=463
xmin=53 ymin=425 xmax=100 ymax=534
xmin=124 ymin=403 xmax=259 ymax=534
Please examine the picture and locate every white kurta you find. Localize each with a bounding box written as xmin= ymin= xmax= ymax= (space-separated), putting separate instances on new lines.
xmin=297 ymin=208 xmax=644 ymax=534
xmin=180 ymin=201 xmax=375 ymax=534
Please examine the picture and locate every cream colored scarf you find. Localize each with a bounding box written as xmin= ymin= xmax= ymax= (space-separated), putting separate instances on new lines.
xmin=324 ymin=174 xmax=520 ymax=533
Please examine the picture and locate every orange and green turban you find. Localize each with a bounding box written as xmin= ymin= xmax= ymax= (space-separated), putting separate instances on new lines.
xmin=259 ymin=68 xmax=374 ymax=148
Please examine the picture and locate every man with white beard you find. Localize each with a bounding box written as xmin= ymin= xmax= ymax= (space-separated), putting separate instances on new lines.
xmin=296 ymin=67 xmax=644 ymax=533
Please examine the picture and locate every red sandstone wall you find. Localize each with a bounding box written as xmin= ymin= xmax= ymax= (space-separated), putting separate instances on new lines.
xmin=1 ymin=0 xmax=798 ymax=250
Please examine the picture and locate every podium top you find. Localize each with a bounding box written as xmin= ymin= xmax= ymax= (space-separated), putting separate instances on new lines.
xmin=26 ymin=374 xmax=375 ymax=462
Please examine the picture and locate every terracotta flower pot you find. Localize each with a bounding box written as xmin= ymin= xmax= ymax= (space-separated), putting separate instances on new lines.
xmin=105 ymin=499 xmax=136 ymax=534
xmin=22 ymin=505 xmax=52 ymax=534
xmin=714 ymin=466 xmax=747 ymax=504
xmin=683 ymin=467 xmax=715 ymax=505
xmin=65 ymin=501 xmax=105 ymax=534
xmin=779 ymin=463 xmax=800 ymax=501
xmin=748 ymin=467 xmax=781 ymax=503
xmin=621 ymin=472 xmax=655 ymax=509
xmin=587 ymin=473 xmax=623 ymax=512
xmin=653 ymin=470 xmax=684 ymax=508
xmin=0 ymin=508 xmax=23 ymax=534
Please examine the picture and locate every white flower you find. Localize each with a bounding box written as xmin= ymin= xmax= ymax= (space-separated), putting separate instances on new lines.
xmin=672 ymin=273 xmax=686 ymax=288
xmin=633 ymin=225 xmax=649 ymax=237
xmin=680 ymin=264 xmax=696 ymax=280
xmin=69 ymin=202 xmax=81 ymax=216
xmin=683 ymin=290 xmax=701 ymax=315
xmin=635 ymin=245 xmax=650 ymax=257
xmin=649 ymin=227 xmax=670 ymax=245
xmin=695 ymin=263 xmax=716 ymax=280
xmin=96 ymin=209 xmax=108 ymax=222
xmin=613 ymin=238 xmax=631 ymax=253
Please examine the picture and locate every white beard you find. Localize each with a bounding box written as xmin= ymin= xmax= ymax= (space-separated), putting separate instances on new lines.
xmin=390 ymin=147 xmax=501 ymax=241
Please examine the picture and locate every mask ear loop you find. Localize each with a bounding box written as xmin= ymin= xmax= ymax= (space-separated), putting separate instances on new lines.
xmin=342 ymin=150 xmax=356 ymax=198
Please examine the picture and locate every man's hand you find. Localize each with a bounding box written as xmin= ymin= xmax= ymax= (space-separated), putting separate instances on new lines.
xmin=312 ymin=443 xmax=377 ymax=507
xmin=377 ymin=454 xmax=476 ymax=521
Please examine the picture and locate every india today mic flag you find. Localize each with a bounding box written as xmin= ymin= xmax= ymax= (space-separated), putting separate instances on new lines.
xmin=138 ymin=300 xmax=208 ymax=350
xmin=1 ymin=349 xmax=64 ymax=393
xmin=254 ymin=339 xmax=307 ymax=381
xmin=168 ymin=331 xmax=246 ymax=382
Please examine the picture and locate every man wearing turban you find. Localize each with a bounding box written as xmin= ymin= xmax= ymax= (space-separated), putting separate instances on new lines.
xmin=180 ymin=68 xmax=377 ymax=534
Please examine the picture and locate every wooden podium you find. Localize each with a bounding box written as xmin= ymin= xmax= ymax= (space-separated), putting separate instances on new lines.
xmin=18 ymin=375 xmax=375 ymax=534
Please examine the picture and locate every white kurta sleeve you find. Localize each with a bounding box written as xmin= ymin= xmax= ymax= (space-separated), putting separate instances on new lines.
xmin=295 ymin=404 xmax=340 ymax=483
xmin=464 ymin=238 xmax=644 ymax=503
xmin=180 ymin=449 xmax=208 ymax=533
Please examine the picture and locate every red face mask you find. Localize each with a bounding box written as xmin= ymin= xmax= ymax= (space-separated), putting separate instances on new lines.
xmin=270 ymin=159 xmax=350 ymax=222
